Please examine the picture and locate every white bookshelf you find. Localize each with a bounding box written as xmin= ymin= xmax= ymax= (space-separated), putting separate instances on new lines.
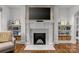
xmin=76 ymin=16 xmax=79 ymax=40
xmin=58 ymin=22 xmax=71 ymax=40
xmin=8 ymin=20 xmax=21 ymax=43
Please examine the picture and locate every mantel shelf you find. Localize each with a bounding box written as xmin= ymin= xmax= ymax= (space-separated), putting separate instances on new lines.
xmin=26 ymin=20 xmax=54 ymax=24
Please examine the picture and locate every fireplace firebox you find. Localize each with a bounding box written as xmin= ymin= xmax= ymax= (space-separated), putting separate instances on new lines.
xmin=34 ymin=33 xmax=46 ymax=45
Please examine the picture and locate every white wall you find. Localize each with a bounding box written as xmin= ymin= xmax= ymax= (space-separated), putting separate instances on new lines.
xmin=55 ymin=6 xmax=71 ymax=22
xmin=0 ymin=8 xmax=2 ymax=31
xmin=54 ymin=6 xmax=59 ymax=44
xmin=59 ymin=8 xmax=71 ymax=22
xmin=0 ymin=5 xmax=76 ymax=44
xmin=9 ymin=5 xmax=79 ymax=44
xmin=25 ymin=5 xmax=76 ymax=44
xmin=0 ymin=6 xmax=10 ymax=31
xmin=69 ymin=6 xmax=79 ymax=43
xmin=9 ymin=8 xmax=21 ymax=20
xmin=20 ymin=6 xmax=26 ymax=43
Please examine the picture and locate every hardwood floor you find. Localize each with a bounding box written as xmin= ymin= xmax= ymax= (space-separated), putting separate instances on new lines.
xmin=15 ymin=41 xmax=79 ymax=53
xmin=15 ymin=44 xmax=25 ymax=53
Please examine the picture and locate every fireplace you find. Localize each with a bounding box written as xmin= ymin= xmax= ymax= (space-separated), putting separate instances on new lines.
xmin=25 ymin=21 xmax=55 ymax=50
xmin=34 ymin=33 xmax=46 ymax=45
xmin=30 ymin=29 xmax=48 ymax=45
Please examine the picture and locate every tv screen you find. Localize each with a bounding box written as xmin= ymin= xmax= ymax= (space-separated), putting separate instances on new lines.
xmin=29 ymin=7 xmax=50 ymax=20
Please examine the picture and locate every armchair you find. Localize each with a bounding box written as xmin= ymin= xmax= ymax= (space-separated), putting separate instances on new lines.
xmin=0 ymin=31 xmax=15 ymax=53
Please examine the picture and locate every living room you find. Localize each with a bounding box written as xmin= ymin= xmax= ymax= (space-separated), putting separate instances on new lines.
xmin=0 ymin=5 xmax=79 ymax=53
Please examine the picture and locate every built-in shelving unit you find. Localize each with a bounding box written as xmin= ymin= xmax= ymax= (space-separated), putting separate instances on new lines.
xmin=8 ymin=20 xmax=21 ymax=43
xmin=76 ymin=16 xmax=79 ymax=40
xmin=58 ymin=22 xmax=71 ymax=40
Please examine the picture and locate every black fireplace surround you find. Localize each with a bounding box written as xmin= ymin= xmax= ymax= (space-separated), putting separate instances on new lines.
xmin=34 ymin=33 xmax=46 ymax=45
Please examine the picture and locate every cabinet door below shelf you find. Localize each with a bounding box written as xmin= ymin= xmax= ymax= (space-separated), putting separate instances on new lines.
xmin=58 ymin=35 xmax=71 ymax=40
xmin=14 ymin=36 xmax=21 ymax=41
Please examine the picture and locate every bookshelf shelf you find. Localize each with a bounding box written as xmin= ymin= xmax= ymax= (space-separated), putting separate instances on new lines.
xmin=58 ymin=22 xmax=71 ymax=40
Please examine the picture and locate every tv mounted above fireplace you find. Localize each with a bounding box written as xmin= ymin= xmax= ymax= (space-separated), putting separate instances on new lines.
xmin=29 ymin=7 xmax=50 ymax=20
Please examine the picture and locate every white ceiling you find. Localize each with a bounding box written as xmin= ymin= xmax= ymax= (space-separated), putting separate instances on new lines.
xmin=7 ymin=5 xmax=24 ymax=8
xmin=7 ymin=5 xmax=74 ymax=8
xmin=56 ymin=5 xmax=74 ymax=8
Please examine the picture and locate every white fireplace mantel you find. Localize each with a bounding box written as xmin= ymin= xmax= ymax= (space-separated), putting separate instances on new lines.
xmin=25 ymin=20 xmax=55 ymax=50
xmin=26 ymin=21 xmax=54 ymax=44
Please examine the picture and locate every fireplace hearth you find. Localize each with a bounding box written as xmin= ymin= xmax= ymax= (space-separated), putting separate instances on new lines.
xmin=34 ymin=33 xmax=46 ymax=45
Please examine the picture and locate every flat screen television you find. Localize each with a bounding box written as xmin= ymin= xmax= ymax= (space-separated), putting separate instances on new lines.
xmin=29 ymin=7 xmax=50 ymax=20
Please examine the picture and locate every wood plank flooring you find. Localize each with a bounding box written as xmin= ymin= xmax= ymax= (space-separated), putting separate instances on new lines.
xmin=15 ymin=41 xmax=79 ymax=53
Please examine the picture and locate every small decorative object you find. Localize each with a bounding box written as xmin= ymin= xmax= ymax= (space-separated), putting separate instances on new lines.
xmin=66 ymin=21 xmax=70 ymax=25
xmin=61 ymin=26 xmax=64 ymax=30
xmin=60 ymin=19 xmax=68 ymax=25
xmin=18 ymin=32 xmax=21 ymax=35
xmin=14 ymin=18 xmax=20 ymax=25
xmin=60 ymin=20 xmax=65 ymax=25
